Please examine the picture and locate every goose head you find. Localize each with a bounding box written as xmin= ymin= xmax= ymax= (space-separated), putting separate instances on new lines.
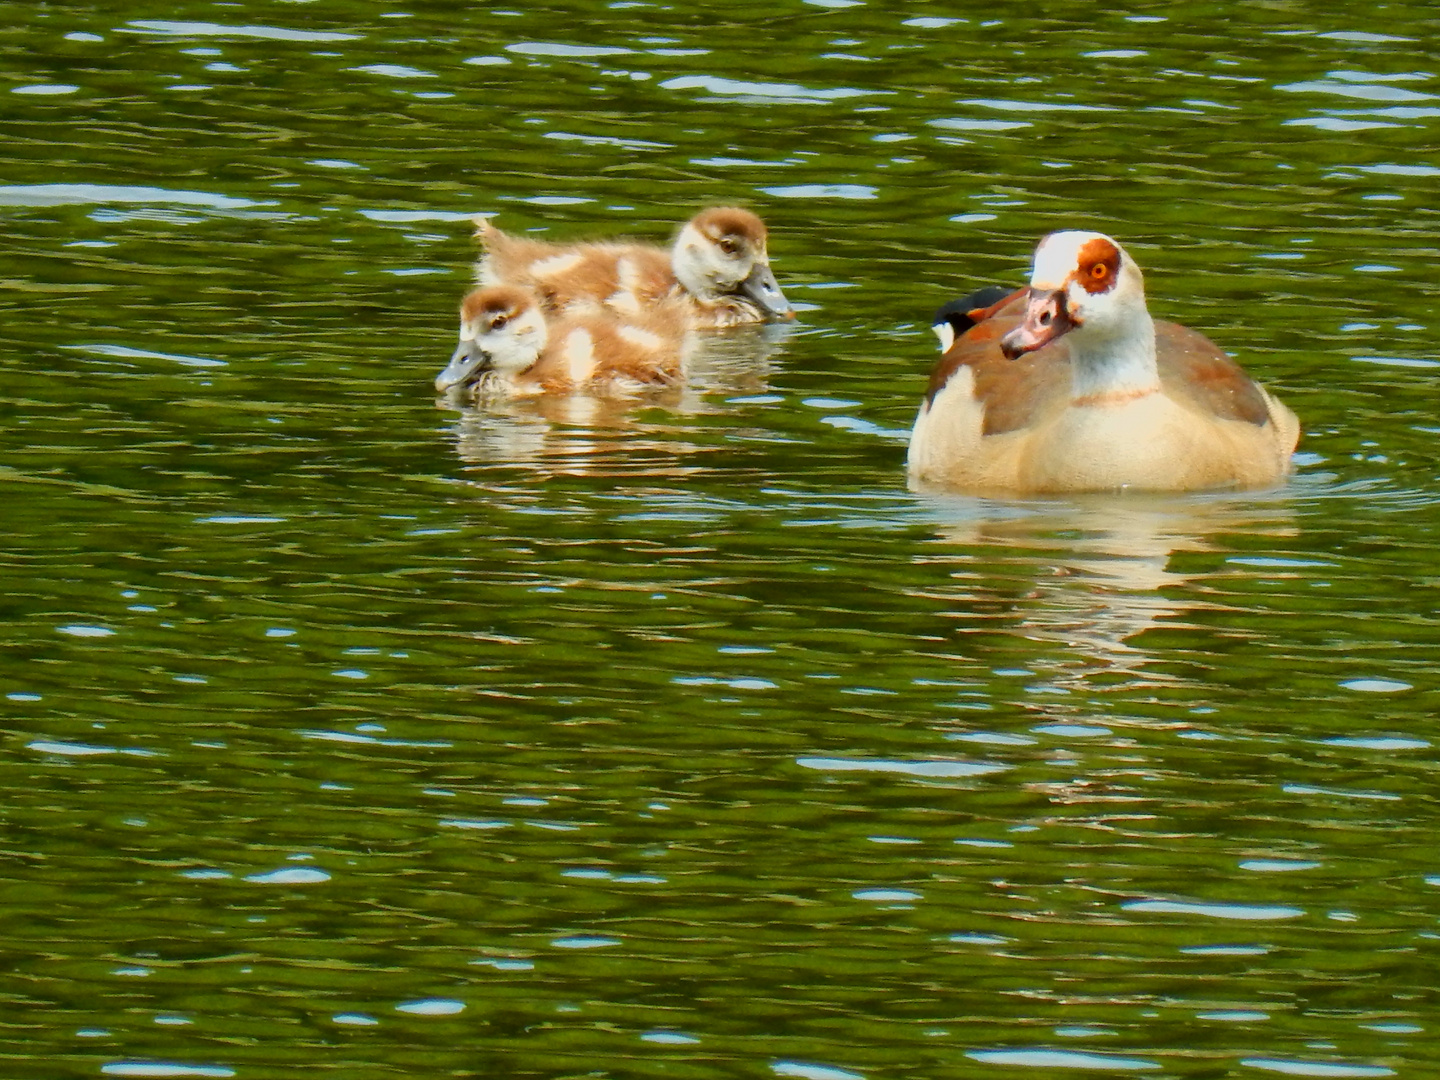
xmin=435 ymin=285 xmax=548 ymax=392
xmin=671 ymin=207 xmax=791 ymax=319
xmin=1000 ymin=231 xmax=1150 ymax=360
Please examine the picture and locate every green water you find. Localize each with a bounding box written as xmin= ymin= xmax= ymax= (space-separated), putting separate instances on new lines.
xmin=3 ymin=1 xmax=1440 ymax=1077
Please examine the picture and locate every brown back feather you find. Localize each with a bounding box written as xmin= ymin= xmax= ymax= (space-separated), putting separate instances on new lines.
xmin=521 ymin=301 xmax=688 ymax=392
xmin=1153 ymin=321 xmax=1271 ymax=426
xmin=476 ymin=221 xmax=677 ymax=311
xmin=925 ymin=290 xmax=1069 ymax=436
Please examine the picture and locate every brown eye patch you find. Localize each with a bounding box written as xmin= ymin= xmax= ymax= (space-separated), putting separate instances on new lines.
xmin=1074 ymin=236 xmax=1121 ymax=294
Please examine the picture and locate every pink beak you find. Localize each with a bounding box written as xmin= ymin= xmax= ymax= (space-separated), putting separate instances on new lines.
xmin=1000 ymin=288 xmax=1075 ymax=360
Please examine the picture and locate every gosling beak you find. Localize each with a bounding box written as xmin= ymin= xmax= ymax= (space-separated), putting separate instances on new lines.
xmin=999 ymin=288 xmax=1075 ymax=360
xmin=738 ymin=261 xmax=793 ymax=320
xmin=434 ymin=337 xmax=489 ymax=393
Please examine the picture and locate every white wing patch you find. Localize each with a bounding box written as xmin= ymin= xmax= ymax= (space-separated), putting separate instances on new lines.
xmin=932 ymin=322 xmax=955 ymax=354
xmin=562 ymin=327 xmax=597 ymax=383
xmin=605 ymin=289 xmax=641 ymax=316
xmin=618 ymin=325 xmax=664 ymax=352
xmin=604 ymin=256 xmax=644 ymax=315
xmin=532 ymin=252 xmax=584 ymax=278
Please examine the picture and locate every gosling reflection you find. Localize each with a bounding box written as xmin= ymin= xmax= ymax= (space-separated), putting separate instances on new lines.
xmin=921 ymin=492 xmax=1298 ymax=682
xmin=439 ymin=322 xmax=792 ymax=474
xmin=685 ymin=320 xmax=790 ymax=399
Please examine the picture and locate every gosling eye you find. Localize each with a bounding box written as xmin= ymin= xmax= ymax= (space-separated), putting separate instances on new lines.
xmin=489 ymin=315 xmax=510 ymax=331
xmin=717 ymin=237 xmax=740 ymax=256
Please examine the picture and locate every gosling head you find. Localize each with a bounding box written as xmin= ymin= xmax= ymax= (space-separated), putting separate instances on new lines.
xmin=435 ymin=285 xmax=548 ymax=392
xmin=671 ymin=207 xmax=792 ymax=319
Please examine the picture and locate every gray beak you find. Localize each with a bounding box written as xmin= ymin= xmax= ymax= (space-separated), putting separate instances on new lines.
xmin=738 ymin=261 xmax=793 ymax=320
xmin=435 ymin=338 xmax=488 ymax=393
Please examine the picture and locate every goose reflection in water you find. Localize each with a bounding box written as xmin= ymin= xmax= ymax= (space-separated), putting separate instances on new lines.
xmin=446 ymin=393 xmax=701 ymax=477
xmin=918 ymin=491 xmax=1298 ymax=685
xmin=439 ymin=322 xmax=791 ymax=474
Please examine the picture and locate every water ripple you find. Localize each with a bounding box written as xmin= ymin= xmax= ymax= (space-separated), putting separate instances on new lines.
xmin=0 ymin=183 xmax=260 ymax=209
xmin=797 ymin=756 xmax=1008 ymax=778
xmin=967 ymin=1048 xmax=1160 ymax=1070
xmin=1124 ymin=899 xmax=1305 ymax=921
xmin=120 ymin=20 xmax=359 ymax=42
xmin=661 ymin=74 xmax=884 ymax=102
xmin=1240 ymin=1058 xmax=1395 ymax=1077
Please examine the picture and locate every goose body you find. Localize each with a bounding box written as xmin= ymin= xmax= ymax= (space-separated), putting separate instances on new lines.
xmin=435 ymin=284 xmax=690 ymax=399
xmin=475 ymin=207 xmax=792 ymax=328
xmin=907 ymin=231 xmax=1300 ymax=495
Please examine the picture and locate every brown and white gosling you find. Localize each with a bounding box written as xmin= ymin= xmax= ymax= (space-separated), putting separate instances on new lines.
xmin=475 ymin=207 xmax=792 ymax=328
xmin=434 ymin=283 xmax=692 ymax=399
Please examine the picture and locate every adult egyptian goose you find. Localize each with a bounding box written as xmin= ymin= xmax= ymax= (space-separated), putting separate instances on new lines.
xmin=475 ymin=207 xmax=793 ymax=328
xmin=434 ymin=284 xmax=690 ymax=398
xmin=907 ymin=231 xmax=1300 ymax=494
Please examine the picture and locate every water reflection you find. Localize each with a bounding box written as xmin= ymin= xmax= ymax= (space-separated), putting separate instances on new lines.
xmin=440 ymin=323 xmax=791 ymax=472
xmin=917 ymin=491 xmax=1298 ymax=682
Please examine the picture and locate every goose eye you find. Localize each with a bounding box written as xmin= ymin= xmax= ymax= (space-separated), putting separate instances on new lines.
xmin=490 ymin=315 xmax=509 ymax=331
xmin=1089 ymin=263 xmax=1107 ymax=280
xmin=717 ymin=237 xmax=739 ymax=256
